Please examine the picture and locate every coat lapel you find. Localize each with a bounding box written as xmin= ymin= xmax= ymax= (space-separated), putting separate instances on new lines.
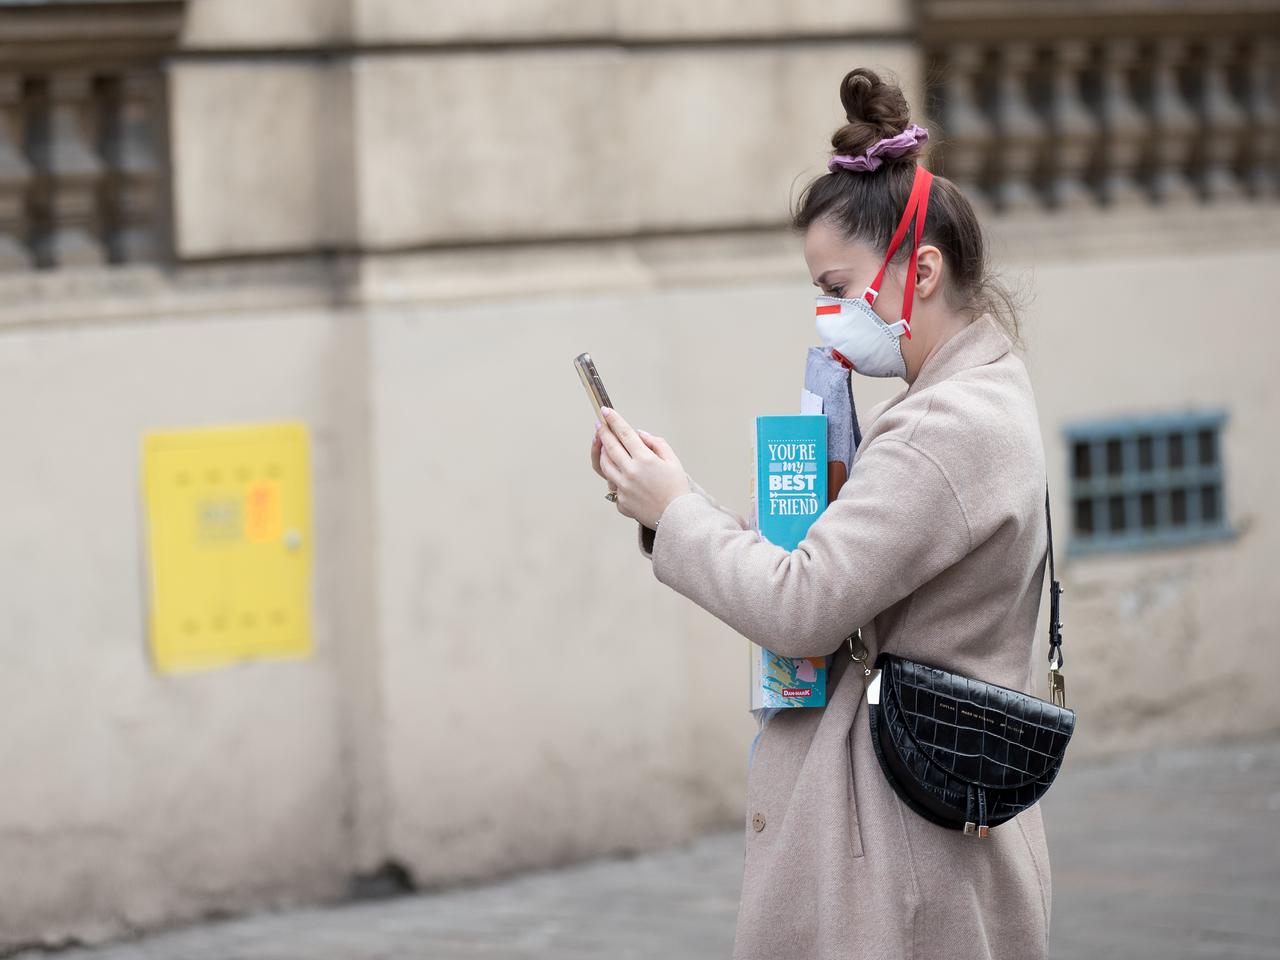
xmin=858 ymin=314 xmax=1012 ymax=444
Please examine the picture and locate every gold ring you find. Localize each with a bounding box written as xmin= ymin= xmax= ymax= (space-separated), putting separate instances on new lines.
xmin=605 ymin=490 xmax=618 ymax=502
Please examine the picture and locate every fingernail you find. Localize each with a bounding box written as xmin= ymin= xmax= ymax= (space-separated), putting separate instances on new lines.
xmin=600 ymin=406 xmax=612 ymax=416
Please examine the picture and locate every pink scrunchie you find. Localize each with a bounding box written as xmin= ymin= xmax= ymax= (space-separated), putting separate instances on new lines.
xmin=828 ymin=123 xmax=930 ymax=173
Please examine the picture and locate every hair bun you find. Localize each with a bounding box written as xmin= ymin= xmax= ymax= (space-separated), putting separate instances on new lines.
xmin=831 ymin=67 xmax=916 ymax=163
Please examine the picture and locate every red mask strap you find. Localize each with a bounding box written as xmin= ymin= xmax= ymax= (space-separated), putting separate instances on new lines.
xmin=862 ymin=165 xmax=934 ymax=341
xmin=899 ymin=169 xmax=933 ymax=339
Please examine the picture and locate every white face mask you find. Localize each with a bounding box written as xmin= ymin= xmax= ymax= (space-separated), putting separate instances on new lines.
xmin=813 ymin=164 xmax=934 ymax=379
xmin=814 ymin=293 xmax=909 ymax=379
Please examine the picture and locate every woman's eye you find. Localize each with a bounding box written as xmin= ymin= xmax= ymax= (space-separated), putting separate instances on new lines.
xmin=830 ymin=285 xmax=846 ymax=297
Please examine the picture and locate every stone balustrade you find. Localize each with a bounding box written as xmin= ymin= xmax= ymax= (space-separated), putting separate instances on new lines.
xmin=0 ymin=0 xmax=180 ymax=270
xmin=922 ymin=2 xmax=1279 ymax=213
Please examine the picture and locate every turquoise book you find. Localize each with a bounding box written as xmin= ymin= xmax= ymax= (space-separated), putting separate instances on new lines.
xmin=748 ymin=415 xmax=829 ymax=710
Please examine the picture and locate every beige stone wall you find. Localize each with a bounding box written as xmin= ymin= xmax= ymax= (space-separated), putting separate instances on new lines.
xmin=182 ymin=0 xmax=351 ymax=47
xmin=181 ymin=0 xmax=911 ymax=46
xmin=999 ymin=209 xmax=1280 ymax=763
xmin=168 ymin=43 xmax=921 ymax=256
xmin=170 ymin=61 xmax=355 ymax=256
xmin=0 ymin=298 xmax=356 ymax=946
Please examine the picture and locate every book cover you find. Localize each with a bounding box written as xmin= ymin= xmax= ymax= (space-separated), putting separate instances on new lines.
xmin=748 ymin=414 xmax=829 ymax=710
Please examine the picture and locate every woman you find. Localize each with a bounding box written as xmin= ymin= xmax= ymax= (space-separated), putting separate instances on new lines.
xmin=590 ymin=67 xmax=1052 ymax=960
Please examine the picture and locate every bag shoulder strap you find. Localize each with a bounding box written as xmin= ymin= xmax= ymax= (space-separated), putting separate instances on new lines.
xmin=1045 ymin=484 xmax=1064 ymax=669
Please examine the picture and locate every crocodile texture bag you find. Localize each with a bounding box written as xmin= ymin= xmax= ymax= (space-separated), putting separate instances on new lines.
xmin=846 ymin=484 xmax=1076 ymax=838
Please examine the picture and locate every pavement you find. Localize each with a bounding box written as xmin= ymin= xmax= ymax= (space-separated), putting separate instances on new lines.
xmin=11 ymin=734 xmax=1280 ymax=960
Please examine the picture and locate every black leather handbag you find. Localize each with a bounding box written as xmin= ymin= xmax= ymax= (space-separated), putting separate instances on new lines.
xmin=846 ymin=484 xmax=1076 ymax=838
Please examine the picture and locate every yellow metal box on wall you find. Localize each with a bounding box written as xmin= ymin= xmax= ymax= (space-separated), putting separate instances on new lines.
xmin=141 ymin=421 xmax=313 ymax=673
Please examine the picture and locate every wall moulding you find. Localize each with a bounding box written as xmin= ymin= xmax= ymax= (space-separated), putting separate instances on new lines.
xmin=0 ymin=0 xmax=186 ymax=66
xmin=921 ymin=0 xmax=1280 ymax=42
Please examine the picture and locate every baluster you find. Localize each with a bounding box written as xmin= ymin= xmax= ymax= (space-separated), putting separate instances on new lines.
xmin=941 ymin=43 xmax=994 ymax=214
xmin=1098 ymin=38 xmax=1149 ymax=208
xmin=0 ymin=75 xmax=31 ymax=270
xmin=1046 ymin=39 xmax=1098 ymax=210
xmin=1243 ymin=36 xmax=1278 ymax=200
xmin=992 ymin=41 xmax=1044 ymax=214
xmin=30 ymin=71 xmax=103 ymax=267
xmin=1198 ymin=37 xmax=1247 ymax=203
xmin=104 ymin=70 xmax=161 ymax=262
xmin=1148 ymin=38 xmax=1198 ymax=205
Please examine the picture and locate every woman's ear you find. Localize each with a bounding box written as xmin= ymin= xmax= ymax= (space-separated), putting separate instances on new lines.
xmin=913 ymin=244 xmax=943 ymax=300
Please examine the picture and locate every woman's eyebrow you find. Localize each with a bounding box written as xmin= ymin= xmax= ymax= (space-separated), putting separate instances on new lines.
xmin=813 ymin=270 xmax=843 ymax=287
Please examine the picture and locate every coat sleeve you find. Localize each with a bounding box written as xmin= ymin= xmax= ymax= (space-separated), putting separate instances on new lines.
xmin=638 ymin=473 xmax=751 ymax=558
xmin=645 ymin=437 xmax=974 ymax=658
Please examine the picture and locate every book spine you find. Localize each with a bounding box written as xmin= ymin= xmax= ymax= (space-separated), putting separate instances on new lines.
xmin=749 ymin=418 xmax=757 ymax=712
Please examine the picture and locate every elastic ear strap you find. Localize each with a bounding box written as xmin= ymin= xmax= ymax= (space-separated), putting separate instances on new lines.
xmin=899 ymin=169 xmax=934 ymax=337
xmin=865 ymin=165 xmax=931 ymax=303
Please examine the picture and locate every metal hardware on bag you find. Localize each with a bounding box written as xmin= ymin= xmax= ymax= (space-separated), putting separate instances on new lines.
xmin=847 ymin=628 xmax=872 ymax=677
xmin=1048 ymin=667 xmax=1066 ymax=708
xmin=1047 ymin=563 xmax=1066 ymax=705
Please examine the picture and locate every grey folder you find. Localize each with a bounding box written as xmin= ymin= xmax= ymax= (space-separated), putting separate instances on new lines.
xmin=803 ymin=345 xmax=863 ymax=477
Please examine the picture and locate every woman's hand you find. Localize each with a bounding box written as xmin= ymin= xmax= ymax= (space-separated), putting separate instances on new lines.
xmin=591 ymin=407 xmax=692 ymax=529
xmin=589 ymin=413 xmax=667 ymax=487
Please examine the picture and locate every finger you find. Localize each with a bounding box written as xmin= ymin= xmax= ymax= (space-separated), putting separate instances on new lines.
xmin=598 ymin=445 xmax=623 ymax=487
xmin=601 ymin=407 xmax=650 ymax=461
xmin=637 ymin=429 xmax=675 ymax=461
xmin=597 ymin=416 xmax=631 ymax=467
xmin=591 ymin=431 xmax=606 ymax=479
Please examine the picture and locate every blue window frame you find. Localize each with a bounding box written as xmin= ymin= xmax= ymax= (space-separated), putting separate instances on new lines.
xmin=1063 ymin=410 xmax=1232 ymax=555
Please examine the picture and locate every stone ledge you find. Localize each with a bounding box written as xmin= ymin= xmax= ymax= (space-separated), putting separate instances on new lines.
xmin=0 ymin=0 xmax=185 ymax=65
xmin=179 ymin=0 xmax=911 ymax=50
xmin=3 ymin=201 xmax=1278 ymax=327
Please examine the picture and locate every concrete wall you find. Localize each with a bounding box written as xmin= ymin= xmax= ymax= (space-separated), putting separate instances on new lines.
xmin=168 ymin=43 xmax=921 ymax=256
xmin=0 ymin=301 xmax=356 ymax=945
xmin=180 ymin=0 xmax=910 ymax=47
xmin=1001 ymin=209 xmax=1280 ymax=761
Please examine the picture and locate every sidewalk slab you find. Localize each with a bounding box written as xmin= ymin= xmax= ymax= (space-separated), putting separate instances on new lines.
xmin=11 ymin=735 xmax=1280 ymax=960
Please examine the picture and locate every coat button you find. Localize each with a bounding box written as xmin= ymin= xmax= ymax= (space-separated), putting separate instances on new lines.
xmin=751 ymin=812 xmax=766 ymax=832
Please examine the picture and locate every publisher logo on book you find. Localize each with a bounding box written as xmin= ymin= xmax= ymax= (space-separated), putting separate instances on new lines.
xmin=782 ymin=687 xmax=812 ymax=698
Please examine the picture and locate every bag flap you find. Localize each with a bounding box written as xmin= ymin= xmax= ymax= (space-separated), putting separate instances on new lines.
xmin=881 ymin=656 xmax=1075 ymax=791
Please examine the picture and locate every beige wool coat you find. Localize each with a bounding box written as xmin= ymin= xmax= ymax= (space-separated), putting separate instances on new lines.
xmin=637 ymin=314 xmax=1054 ymax=960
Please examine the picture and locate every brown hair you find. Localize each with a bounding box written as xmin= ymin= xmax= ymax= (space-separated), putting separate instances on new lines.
xmin=790 ymin=67 xmax=1025 ymax=349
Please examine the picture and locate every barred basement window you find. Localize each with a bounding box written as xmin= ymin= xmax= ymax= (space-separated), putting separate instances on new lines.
xmin=1063 ymin=410 xmax=1231 ymax=555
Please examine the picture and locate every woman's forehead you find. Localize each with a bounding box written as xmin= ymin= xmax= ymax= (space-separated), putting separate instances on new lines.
xmin=804 ymin=221 xmax=876 ymax=277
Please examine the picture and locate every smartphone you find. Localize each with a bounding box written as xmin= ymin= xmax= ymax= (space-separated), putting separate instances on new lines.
xmin=574 ymin=352 xmax=613 ymax=423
